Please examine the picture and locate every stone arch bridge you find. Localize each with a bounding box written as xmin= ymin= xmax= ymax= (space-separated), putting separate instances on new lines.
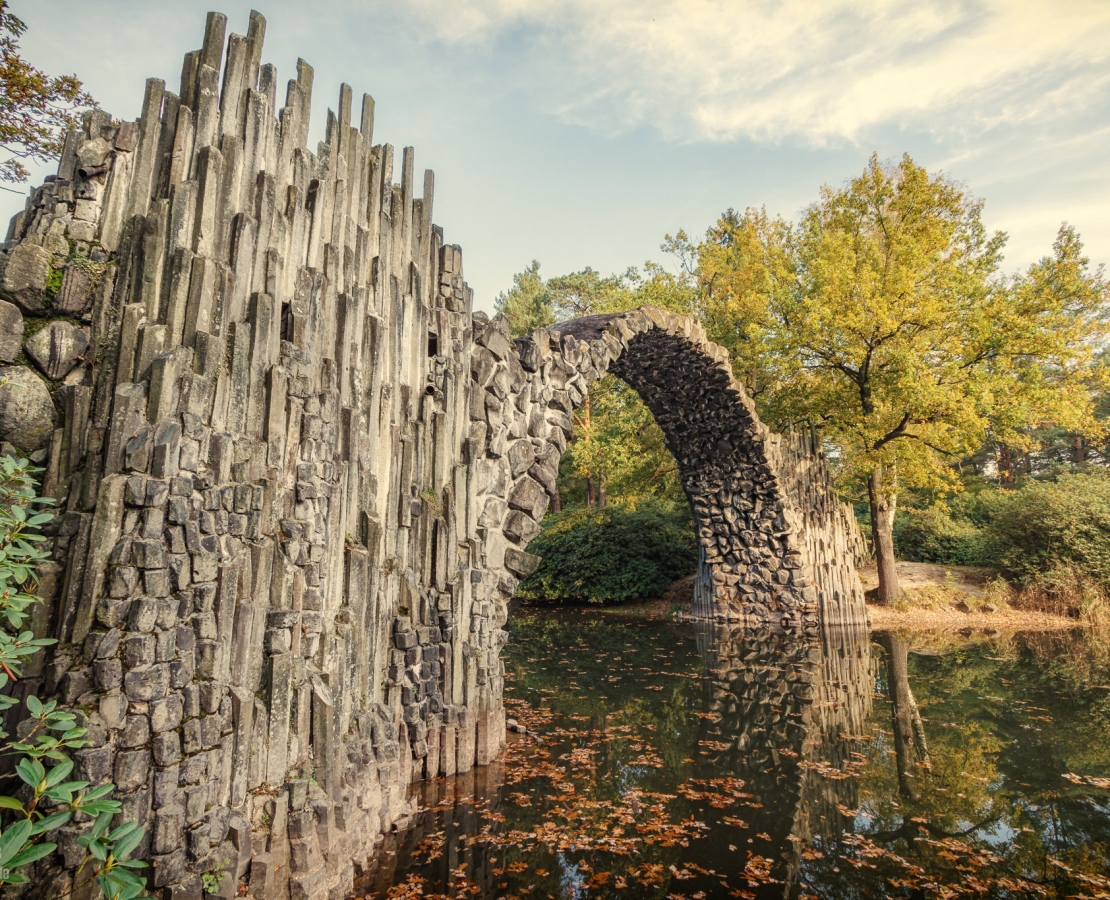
xmin=0 ymin=11 xmax=864 ymax=899
xmin=473 ymin=308 xmax=865 ymax=631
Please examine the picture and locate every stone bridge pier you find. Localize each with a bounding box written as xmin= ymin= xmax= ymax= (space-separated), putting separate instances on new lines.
xmin=0 ymin=10 xmax=863 ymax=899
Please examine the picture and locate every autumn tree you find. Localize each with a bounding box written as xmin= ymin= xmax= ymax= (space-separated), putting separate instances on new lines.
xmin=690 ymin=154 xmax=1106 ymax=602
xmin=1 ymin=3 xmax=96 ymax=184
xmin=987 ymin=224 xmax=1109 ymax=481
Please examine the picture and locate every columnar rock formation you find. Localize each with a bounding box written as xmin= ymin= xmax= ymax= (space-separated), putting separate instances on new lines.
xmin=0 ymin=11 xmax=865 ymax=899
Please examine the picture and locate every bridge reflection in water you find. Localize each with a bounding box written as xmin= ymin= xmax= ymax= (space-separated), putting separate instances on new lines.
xmin=691 ymin=622 xmax=874 ymax=894
xmin=356 ymin=618 xmax=882 ymax=899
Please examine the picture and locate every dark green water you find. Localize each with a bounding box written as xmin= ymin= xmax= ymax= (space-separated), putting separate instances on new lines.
xmin=358 ymin=608 xmax=1110 ymax=899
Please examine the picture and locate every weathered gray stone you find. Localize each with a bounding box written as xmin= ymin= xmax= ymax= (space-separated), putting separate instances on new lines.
xmin=0 ymin=300 xmax=23 ymax=362
xmin=152 ymin=807 xmax=186 ymax=856
xmin=507 ymin=476 xmax=546 ymax=520
xmin=114 ymin=748 xmax=151 ymax=792
xmin=0 ymin=243 xmax=52 ymax=314
xmin=23 ymin=320 xmax=89 ymax=381
xmin=124 ymin=663 xmax=169 ymax=701
xmin=54 ymin=265 xmax=93 ymax=315
xmin=506 ymin=439 xmax=535 ymax=478
xmin=0 ymin=365 xmax=57 ymax=450
xmin=152 ymin=730 xmax=182 ymax=765
xmin=504 ymin=548 xmax=541 ymax=578
xmin=503 ymin=510 xmax=540 ymax=545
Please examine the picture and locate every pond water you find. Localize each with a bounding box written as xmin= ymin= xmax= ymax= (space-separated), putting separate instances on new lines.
xmin=356 ymin=606 xmax=1110 ymax=899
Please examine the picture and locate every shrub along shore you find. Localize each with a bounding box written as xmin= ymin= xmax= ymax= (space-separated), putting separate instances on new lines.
xmin=893 ymin=473 xmax=1110 ymax=625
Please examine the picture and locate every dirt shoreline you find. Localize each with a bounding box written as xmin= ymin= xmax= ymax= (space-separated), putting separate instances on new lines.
xmin=517 ymin=562 xmax=1086 ymax=632
xmin=864 ymin=602 xmax=1078 ymax=631
xmin=861 ymin=560 xmax=1080 ymax=631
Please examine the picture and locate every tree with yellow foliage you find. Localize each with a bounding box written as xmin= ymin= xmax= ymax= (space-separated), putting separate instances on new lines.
xmin=0 ymin=2 xmax=95 ymax=184
xmin=689 ymin=154 xmax=1107 ymax=602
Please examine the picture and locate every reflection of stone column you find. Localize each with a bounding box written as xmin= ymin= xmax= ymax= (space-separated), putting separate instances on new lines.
xmin=691 ymin=539 xmax=714 ymax=620
xmin=795 ymin=625 xmax=875 ymax=842
xmin=356 ymin=757 xmax=508 ymax=897
xmin=876 ymin=633 xmax=929 ymax=800
xmin=697 ymin=623 xmax=873 ymax=891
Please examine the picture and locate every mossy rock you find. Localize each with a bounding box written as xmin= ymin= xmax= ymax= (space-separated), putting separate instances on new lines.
xmin=0 ymin=244 xmax=52 ymax=315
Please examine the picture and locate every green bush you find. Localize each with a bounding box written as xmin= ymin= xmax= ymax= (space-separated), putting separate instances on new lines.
xmin=988 ymin=473 xmax=1110 ymax=586
xmin=516 ymin=501 xmax=698 ymax=605
xmin=894 ymin=474 xmax=1110 ymax=602
xmin=946 ymin=487 xmax=1012 ymax=529
xmin=0 ymin=457 xmax=149 ymax=899
xmin=893 ymin=506 xmax=989 ymax=566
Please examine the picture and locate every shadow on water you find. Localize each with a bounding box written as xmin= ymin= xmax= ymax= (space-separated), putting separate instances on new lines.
xmin=354 ymin=605 xmax=1110 ymax=899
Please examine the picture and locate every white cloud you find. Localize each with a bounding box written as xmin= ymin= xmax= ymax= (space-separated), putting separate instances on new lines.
xmin=384 ymin=0 xmax=1110 ymax=146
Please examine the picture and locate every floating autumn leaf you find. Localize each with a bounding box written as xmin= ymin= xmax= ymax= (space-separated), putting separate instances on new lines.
xmin=1063 ymin=773 xmax=1110 ymax=789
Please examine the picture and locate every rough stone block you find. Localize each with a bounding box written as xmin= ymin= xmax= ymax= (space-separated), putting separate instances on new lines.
xmin=0 ymin=365 xmax=57 ymax=450
xmin=124 ymin=663 xmax=169 ymax=701
xmin=151 ymin=848 xmax=187 ymax=887
xmin=0 ymin=243 xmax=51 ymax=314
xmin=507 ymin=475 xmax=546 ymax=520
xmin=503 ymin=511 xmax=540 ymax=545
xmin=0 ymin=300 xmax=23 ymax=361
xmin=153 ymin=731 xmax=183 ymax=766
xmin=151 ymin=695 xmax=184 ymax=733
xmin=115 ymin=748 xmax=151 ymax=792
xmin=504 ymin=548 xmax=541 ymax=578
xmin=23 ymin=320 xmax=89 ymax=381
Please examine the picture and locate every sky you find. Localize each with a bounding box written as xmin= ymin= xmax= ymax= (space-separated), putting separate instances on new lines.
xmin=5 ymin=0 xmax=1109 ymax=313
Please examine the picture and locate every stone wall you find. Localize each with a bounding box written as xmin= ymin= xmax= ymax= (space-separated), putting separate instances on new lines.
xmin=0 ymin=10 xmax=865 ymax=899
xmin=0 ymin=10 xmax=496 ymax=899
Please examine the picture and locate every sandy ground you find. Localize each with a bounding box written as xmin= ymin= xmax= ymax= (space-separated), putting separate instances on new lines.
xmin=858 ymin=560 xmax=994 ymax=597
xmin=865 ymin=603 xmax=1078 ymax=631
xmin=860 ymin=560 xmax=1079 ymax=631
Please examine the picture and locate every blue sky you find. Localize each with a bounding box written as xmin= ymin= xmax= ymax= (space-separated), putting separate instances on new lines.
xmin=5 ymin=0 xmax=1109 ymax=312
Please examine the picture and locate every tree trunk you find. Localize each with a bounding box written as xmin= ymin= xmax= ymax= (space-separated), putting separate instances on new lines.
xmin=586 ymin=475 xmax=595 ymax=507
xmin=997 ymin=442 xmax=1014 ymax=486
xmin=868 ymin=466 xmax=901 ymax=603
xmin=551 ymin=486 xmax=561 ymax=513
xmin=877 ymin=633 xmax=929 ymax=799
xmin=1072 ymin=434 xmax=1085 ymax=465
xmin=598 ymin=467 xmax=606 ymax=507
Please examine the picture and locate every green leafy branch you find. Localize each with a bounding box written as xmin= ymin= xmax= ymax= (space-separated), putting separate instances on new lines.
xmin=0 ymin=457 xmax=149 ymax=899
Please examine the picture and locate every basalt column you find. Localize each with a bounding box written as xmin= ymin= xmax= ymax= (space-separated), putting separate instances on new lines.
xmin=0 ymin=11 xmax=506 ymax=899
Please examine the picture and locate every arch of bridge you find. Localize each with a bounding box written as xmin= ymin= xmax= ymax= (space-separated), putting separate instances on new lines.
xmin=468 ymin=306 xmax=866 ymax=636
